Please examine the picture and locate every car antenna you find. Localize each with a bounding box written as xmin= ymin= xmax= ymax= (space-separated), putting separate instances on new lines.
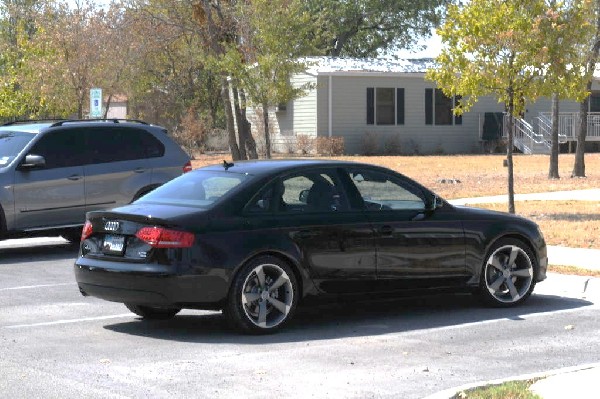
xmin=223 ymin=160 xmax=234 ymax=170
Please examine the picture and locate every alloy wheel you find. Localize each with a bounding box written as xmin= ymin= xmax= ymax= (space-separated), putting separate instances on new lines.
xmin=241 ymin=263 xmax=294 ymax=329
xmin=484 ymin=244 xmax=534 ymax=304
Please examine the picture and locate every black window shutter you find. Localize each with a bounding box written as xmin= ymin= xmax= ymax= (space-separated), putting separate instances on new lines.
xmin=367 ymin=88 xmax=374 ymax=125
xmin=425 ymin=88 xmax=433 ymax=125
xmin=454 ymin=95 xmax=463 ymax=125
xmin=396 ymin=88 xmax=405 ymax=125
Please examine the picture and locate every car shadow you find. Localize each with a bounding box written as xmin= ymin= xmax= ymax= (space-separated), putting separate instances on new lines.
xmin=0 ymin=241 xmax=79 ymax=264
xmin=103 ymin=292 xmax=593 ymax=343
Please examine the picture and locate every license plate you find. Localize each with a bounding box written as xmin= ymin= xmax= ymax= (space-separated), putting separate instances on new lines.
xmin=102 ymin=234 xmax=125 ymax=255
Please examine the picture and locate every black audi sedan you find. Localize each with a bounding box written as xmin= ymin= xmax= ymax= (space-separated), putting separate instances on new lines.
xmin=75 ymin=159 xmax=547 ymax=333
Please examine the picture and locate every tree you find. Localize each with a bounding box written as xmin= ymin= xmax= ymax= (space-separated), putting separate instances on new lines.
xmin=228 ymin=0 xmax=316 ymax=158
xmin=0 ymin=0 xmax=44 ymax=119
xmin=573 ymin=0 xmax=600 ymax=177
xmin=530 ymin=1 xmax=594 ymax=179
xmin=427 ymin=0 xmax=560 ymax=214
xmin=304 ymin=0 xmax=448 ymax=57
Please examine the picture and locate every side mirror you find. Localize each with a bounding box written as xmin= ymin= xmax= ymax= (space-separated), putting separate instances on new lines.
xmin=299 ymin=189 xmax=309 ymax=204
xmin=19 ymin=154 xmax=46 ymax=170
xmin=427 ymin=195 xmax=444 ymax=211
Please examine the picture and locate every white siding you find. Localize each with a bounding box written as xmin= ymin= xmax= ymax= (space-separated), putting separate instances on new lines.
xmin=246 ymin=73 xmax=318 ymax=152
xmin=317 ymin=75 xmax=505 ymax=154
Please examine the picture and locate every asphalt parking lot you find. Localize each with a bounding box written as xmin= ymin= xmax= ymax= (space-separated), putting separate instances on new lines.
xmin=1 ymin=238 xmax=599 ymax=398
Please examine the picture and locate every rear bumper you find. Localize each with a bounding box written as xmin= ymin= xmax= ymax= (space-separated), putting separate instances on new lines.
xmin=74 ymin=257 xmax=229 ymax=307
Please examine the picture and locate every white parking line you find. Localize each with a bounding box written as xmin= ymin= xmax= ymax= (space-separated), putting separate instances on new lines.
xmin=4 ymin=314 xmax=134 ymax=329
xmin=0 ymin=283 xmax=76 ymax=291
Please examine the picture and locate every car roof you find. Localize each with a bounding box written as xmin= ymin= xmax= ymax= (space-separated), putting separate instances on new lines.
xmin=0 ymin=123 xmax=53 ymax=134
xmin=200 ymin=159 xmax=374 ymax=176
xmin=0 ymin=119 xmax=160 ymax=134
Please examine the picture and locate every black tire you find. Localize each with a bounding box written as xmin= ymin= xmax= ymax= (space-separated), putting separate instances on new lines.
xmin=226 ymin=255 xmax=299 ymax=334
xmin=125 ymin=304 xmax=181 ymax=320
xmin=61 ymin=228 xmax=82 ymax=244
xmin=478 ymin=238 xmax=537 ymax=307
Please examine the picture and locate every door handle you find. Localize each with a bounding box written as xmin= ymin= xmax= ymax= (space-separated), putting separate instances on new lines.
xmin=67 ymin=174 xmax=82 ymax=181
xmin=379 ymin=225 xmax=394 ymax=236
xmin=133 ymin=168 xmax=146 ymax=173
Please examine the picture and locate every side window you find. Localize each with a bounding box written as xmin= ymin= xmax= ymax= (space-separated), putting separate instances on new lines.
xmin=278 ymin=171 xmax=347 ymax=213
xmin=86 ymin=128 xmax=165 ymax=163
xmin=28 ymin=130 xmax=85 ymax=168
xmin=346 ymin=169 xmax=425 ymax=211
xmin=247 ymin=184 xmax=276 ymax=213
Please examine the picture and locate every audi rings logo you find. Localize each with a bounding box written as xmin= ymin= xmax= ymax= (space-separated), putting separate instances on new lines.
xmin=104 ymin=221 xmax=120 ymax=232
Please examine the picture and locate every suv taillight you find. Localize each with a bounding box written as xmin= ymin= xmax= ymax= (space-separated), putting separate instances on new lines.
xmin=135 ymin=226 xmax=194 ymax=248
xmin=183 ymin=161 xmax=192 ymax=173
xmin=81 ymin=221 xmax=93 ymax=241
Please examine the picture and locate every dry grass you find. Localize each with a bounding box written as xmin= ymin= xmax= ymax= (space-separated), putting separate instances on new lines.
xmin=472 ymin=201 xmax=600 ymax=249
xmin=192 ymin=153 xmax=600 ymax=199
xmin=549 ymin=265 xmax=600 ymax=277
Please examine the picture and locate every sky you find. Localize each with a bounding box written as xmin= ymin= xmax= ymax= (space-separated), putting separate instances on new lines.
xmin=396 ymin=32 xmax=443 ymax=59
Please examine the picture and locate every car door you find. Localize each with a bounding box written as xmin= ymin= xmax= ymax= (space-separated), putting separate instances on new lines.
xmin=83 ymin=127 xmax=154 ymax=212
xmin=13 ymin=129 xmax=86 ymax=229
xmin=247 ymin=168 xmax=377 ymax=294
xmin=342 ymin=167 xmax=467 ymax=289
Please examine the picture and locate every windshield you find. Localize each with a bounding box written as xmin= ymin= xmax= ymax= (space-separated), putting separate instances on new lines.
xmin=0 ymin=131 xmax=36 ymax=167
xmin=136 ymin=169 xmax=249 ymax=208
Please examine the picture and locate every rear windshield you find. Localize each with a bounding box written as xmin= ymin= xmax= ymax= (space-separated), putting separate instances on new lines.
xmin=136 ymin=169 xmax=248 ymax=208
xmin=0 ymin=131 xmax=36 ymax=166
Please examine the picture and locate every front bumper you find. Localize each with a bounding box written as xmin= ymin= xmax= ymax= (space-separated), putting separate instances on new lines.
xmin=74 ymin=257 xmax=229 ymax=307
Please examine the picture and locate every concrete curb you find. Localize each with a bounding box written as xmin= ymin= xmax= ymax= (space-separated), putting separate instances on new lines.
xmin=0 ymin=236 xmax=68 ymax=249
xmin=422 ymin=362 xmax=600 ymax=399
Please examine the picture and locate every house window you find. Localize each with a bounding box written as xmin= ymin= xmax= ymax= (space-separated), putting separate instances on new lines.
xmin=425 ymin=88 xmax=462 ymax=125
xmin=367 ymin=88 xmax=405 ymax=125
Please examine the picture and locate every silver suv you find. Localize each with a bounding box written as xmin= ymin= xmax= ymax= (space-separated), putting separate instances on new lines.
xmin=0 ymin=119 xmax=191 ymax=242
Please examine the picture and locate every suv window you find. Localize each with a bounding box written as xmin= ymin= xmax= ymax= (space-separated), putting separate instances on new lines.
xmin=28 ymin=130 xmax=86 ymax=168
xmin=0 ymin=131 xmax=36 ymax=166
xmin=86 ymin=127 xmax=165 ymax=163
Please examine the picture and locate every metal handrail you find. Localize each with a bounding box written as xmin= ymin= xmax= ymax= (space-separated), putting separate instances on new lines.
xmin=503 ymin=114 xmax=549 ymax=154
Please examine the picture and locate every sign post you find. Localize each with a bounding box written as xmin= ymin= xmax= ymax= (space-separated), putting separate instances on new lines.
xmin=90 ymin=88 xmax=103 ymax=118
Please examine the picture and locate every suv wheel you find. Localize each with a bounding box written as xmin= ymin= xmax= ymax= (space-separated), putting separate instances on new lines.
xmin=61 ymin=229 xmax=82 ymax=243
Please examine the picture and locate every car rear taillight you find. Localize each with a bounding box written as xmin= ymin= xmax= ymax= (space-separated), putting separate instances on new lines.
xmin=183 ymin=161 xmax=192 ymax=173
xmin=135 ymin=226 xmax=194 ymax=248
xmin=81 ymin=221 xmax=93 ymax=241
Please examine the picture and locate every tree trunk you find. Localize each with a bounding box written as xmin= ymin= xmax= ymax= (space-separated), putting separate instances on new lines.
xmin=506 ymin=94 xmax=515 ymax=214
xmin=573 ymin=0 xmax=600 ymax=176
xmin=231 ymin=85 xmax=247 ymax=160
xmin=239 ymin=89 xmax=258 ymax=159
xmin=548 ymin=93 xmax=560 ymax=179
xmin=220 ymin=78 xmax=241 ymax=161
xmin=103 ymin=93 xmax=113 ymax=119
xmin=262 ymin=102 xmax=271 ymax=159
xmin=572 ymin=90 xmax=589 ymax=177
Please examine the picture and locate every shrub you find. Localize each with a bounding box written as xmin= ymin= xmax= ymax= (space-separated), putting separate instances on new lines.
xmin=316 ymin=136 xmax=344 ymax=156
xmin=362 ymin=132 xmax=379 ymax=155
xmin=173 ymin=107 xmax=211 ymax=156
xmin=282 ymin=136 xmax=297 ymax=154
xmin=406 ymin=138 xmax=421 ymax=155
xmin=384 ymin=134 xmax=402 ymax=155
xmin=296 ymin=134 xmax=315 ymax=155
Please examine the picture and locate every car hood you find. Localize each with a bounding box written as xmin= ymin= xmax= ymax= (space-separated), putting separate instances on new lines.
xmin=451 ymin=204 xmax=535 ymax=224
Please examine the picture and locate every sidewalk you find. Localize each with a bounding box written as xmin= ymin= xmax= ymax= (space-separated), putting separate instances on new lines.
xmin=448 ymin=188 xmax=600 ymax=205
